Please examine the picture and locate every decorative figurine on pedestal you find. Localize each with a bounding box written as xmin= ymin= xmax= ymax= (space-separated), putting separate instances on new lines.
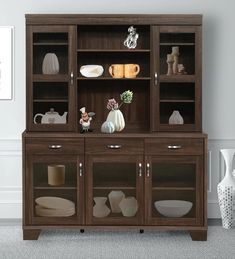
xmin=79 ymin=107 xmax=95 ymax=133
xmin=166 ymin=54 xmax=174 ymax=76
xmin=172 ymin=46 xmax=180 ymax=74
xmin=124 ymin=26 xmax=139 ymax=49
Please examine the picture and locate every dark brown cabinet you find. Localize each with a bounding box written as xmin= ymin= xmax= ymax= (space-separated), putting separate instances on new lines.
xmin=23 ymin=14 xmax=207 ymax=241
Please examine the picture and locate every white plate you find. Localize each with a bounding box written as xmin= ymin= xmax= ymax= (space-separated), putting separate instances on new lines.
xmin=35 ymin=196 xmax=75 ymax=210
xmin=80 ymin=65 xmax=104 ymax=78
xmin=35 ymin=205 xmax=75 ymax=217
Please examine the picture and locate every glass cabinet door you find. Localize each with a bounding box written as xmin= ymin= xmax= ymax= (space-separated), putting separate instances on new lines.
xmin=27 ymin=25 xmax=76 ymax=131
xmin=145 ymin=156 xmax=203 ymax=226
xmin=151 ymin=26 xmax=201 ymax=132
xmin=26 ymin=155 xmax=83 ymax=225
xmin=86 ymin=155 xmax=143 ymax=225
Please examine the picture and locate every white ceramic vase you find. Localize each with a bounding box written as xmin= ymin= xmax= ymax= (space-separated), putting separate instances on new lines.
xmin=106 ymin=109 xmax=125 ymax=132
xmin=108 ymin=190 xmax=125 ymax=213
xmin=119 ymin=197 xmax=138 ymax=217
xmin=217 ymin=149 xmax=235 ymax=229
xmin=93 ymin=197 xmax=110 ymax=218
xmin=169 ymin=110 xmax=184 ymax=125
xmin=42 ymin=53 xmax=59 ymax=74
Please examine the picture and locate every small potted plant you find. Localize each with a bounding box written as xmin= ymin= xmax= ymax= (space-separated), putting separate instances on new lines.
xmin=105 ymin=90 xmax=133 ymax=132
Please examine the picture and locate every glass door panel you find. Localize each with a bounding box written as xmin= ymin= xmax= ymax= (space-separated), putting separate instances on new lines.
xmin=146 ymin=156 xmax=202 ymax=226
xmin=151 ymin=25 xmax=201 ymax=132
xmin=28 ymin=26 xmax=76 ymax=131
xmin=87 ymin=156 xmax=143 ymax=225
xmin=28 ymin=155 xmax=82 ymax=225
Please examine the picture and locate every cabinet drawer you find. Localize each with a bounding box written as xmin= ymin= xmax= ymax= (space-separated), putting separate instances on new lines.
xmin=145 ymin=138 xmax=203 ymax=155
xmin=26 ymin=138 xmax=84 ymax=154
xmin=86 ymin=138 xmax=144 ymax=154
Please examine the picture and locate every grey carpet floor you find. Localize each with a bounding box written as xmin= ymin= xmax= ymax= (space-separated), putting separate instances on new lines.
xmin=0 ymin=226 xmax=235 ymax=259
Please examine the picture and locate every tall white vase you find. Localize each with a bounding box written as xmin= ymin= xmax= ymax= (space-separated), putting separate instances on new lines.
xmin=217 ymin=149 xmax=235 ymax=229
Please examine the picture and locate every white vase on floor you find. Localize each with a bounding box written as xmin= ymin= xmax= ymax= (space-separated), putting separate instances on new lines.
xmin=217 ymin=149 xmax=235 ymax=229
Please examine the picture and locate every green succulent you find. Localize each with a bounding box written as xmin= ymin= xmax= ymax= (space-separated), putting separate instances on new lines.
xmin=120 ymin=90 xmax=133 ymax=104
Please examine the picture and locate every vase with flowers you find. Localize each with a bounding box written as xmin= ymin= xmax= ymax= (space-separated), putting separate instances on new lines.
xmin=106 ymin=90 xmax=133 ymax=132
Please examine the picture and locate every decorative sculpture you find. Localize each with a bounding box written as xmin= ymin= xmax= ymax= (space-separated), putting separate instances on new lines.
xmin=79 ymin=107 xmax=95 ymax=133
xmin=124 ymin=26 xmax=139 ymax=49
xmin=166 ymin=54 xmax=174 ymax=76
xmin=172 ymin=46 xmax=179 ymax=75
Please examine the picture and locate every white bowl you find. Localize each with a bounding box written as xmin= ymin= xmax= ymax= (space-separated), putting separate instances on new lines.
xmin=80 ymin=65 xmax=104 ymax=77
xmin=154 ymin=200 xmax=193 ymax=218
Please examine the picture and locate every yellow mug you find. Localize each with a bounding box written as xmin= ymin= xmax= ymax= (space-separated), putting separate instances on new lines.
xmin=109 ymin=64 xmax=124 ymax=78
xmin=124 ymin=64 xmax=140 ymax=78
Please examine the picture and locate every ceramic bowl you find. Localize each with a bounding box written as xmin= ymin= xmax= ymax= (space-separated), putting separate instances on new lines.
xmin=154 ymin=200 xmax=193 ymax=218
xmin=80 ymin=65 xmax=104 ymax=77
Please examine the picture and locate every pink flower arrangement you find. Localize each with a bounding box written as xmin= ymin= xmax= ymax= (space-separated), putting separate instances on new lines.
xmin=107 ymin=98 xmax=119 ymax=110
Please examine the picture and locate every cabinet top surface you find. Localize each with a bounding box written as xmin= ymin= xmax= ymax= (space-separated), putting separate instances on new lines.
xmin=25 ymin=14 xmax=202 ymax=25
xmin=22 ymin=131 xmax=207 ymax=139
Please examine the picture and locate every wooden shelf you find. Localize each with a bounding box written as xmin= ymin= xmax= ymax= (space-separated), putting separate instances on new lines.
xmin=33 ymin=74 xmax=69 ymax=82
xmin=77 ymin=77 xmax=151 ymax=81
xmin=160 ymin=99 xmax=195 ymax=103
xmin=33 ymin=99 xmax=68 ymax=103
xmin=93 ymin=181 xmax=136 ymax=190
xmin=160 ymin=43 xmax=195 ymax=46
xmin=160 ymin=75 xmax=195 ymax=83
xmin=34 ymin=186 xmax=76 ymax=190
xmin=77 ymin=49 xmax=150 ymax=53
xmin=33 ymin=42 xmax=68 ymax=46
xmin=159 ymin=124 xmax=195 ymax=131
xmin=34 ymin=182 xmax=76 ymax=189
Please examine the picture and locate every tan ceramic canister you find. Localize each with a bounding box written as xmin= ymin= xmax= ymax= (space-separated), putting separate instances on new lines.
xmin=124 ymin=64 xmax=140 ymax=78
xmin=48 ymin=165 xmax=65 ymax=186
xmin=108 ymin=64 xmax=124 ymax=78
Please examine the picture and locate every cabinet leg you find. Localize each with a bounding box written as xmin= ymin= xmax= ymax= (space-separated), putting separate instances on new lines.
xmin=23 ymin=229 xmax=41 ymax=240
xmin=140 ymin=229 xmax=144 ymax=234
xmin=189 ymin=230 xmax=207 ymax=241
xmin=80 ymin=229 xmax=85 ymax=233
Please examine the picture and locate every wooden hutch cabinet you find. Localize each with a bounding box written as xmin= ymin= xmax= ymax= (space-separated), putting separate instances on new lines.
xmin=23 ymin=14 xmax=207 ymax=241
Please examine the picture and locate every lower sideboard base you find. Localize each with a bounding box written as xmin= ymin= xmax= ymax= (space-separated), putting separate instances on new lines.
xmin=22 ymin=226 xmax=207 ymax=241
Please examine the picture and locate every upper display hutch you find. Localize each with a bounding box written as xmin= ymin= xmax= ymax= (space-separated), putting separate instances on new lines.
xmin=26 ymin=14 xmax=202 ymax=133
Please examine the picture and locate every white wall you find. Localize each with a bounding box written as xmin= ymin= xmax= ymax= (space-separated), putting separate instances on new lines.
xmin=0 ymin=0 xmax=235 ymax=218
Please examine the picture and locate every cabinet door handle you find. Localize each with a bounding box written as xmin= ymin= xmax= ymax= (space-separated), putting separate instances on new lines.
xmin=154 ymin=72 xmax=158 ymax=85
xmin=146 ymin=163 xmax=150 ymax=177
xmin=107 ymin=145 xmax=122 ymax=149
xmin=79 ymin=162 xmax=83 ymax=177
xmin=48 ymin=145 xmax=62 ymax=149
xmin=70 ymin=71 xmax=74 ymax=85
xmin=167 ymin=145 xmax=182 ymax=150
xmin=138 ymin=163 xmax=142 ymax=177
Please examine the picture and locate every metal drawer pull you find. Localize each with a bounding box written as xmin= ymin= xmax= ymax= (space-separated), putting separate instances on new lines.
xmin=138 ymin=163 xmax=142 ymax=177
xmin=167 ymin=145 xmax=182 ymax=149
xmin=48 ymin=145 xmax=62 ymax=149
xmin=107 ymin=145 xmax=122 ymax=149
xmin=146 ymin=163 xmax=150 ymax=177
xmin=79 ymin=163 xmax=83 ymax=177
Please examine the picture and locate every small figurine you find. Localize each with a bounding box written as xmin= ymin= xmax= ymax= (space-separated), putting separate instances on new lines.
xmin=166 ymin=54 xmax=174 ymax=76
xmin=124 ymin=26 xmax=139 ymax=49
xmin=172 ymin=46 xmax=180 ymax=74
xmin=79 ymin=107 xmax=95 ymax=133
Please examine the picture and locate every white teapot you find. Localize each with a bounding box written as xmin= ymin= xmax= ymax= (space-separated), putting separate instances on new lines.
xmin=34 ymin=108 xmax=67 ymax=124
